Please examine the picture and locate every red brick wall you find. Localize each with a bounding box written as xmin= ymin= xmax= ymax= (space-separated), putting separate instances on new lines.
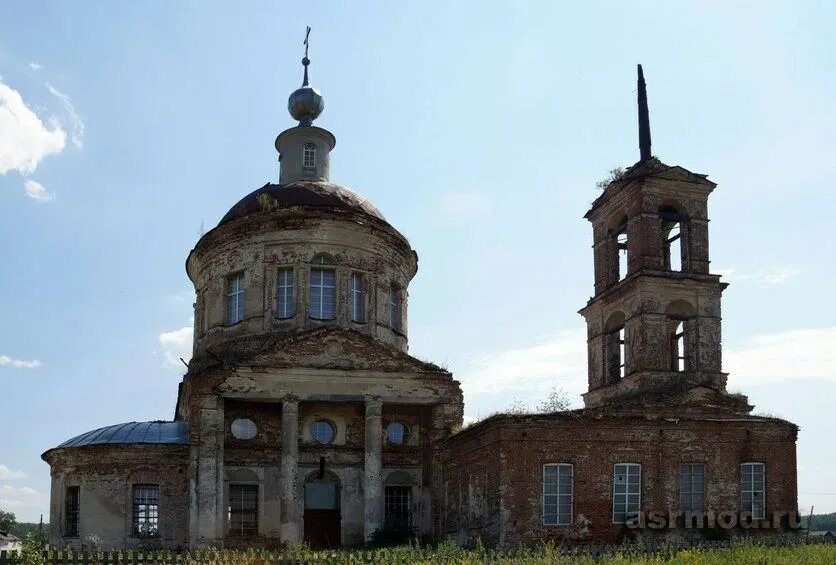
xmin=440 ymin=415 xmax=797 ymax=546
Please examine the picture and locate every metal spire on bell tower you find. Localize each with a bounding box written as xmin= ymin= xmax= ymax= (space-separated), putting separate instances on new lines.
xmin=637 ymin=64 xmax=652 ymax=161
xmin=302 ymin=26 xmax=311 ymax=87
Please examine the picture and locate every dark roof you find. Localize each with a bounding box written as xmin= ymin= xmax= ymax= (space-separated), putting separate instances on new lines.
xmin=53 ymin=421 xmax=188 ymax=449
xmin=218 ymin=181 xmax=387 ymax=227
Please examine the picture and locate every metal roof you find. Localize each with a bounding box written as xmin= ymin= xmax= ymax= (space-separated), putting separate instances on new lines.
xmin=55 ymin=421 xmax=188 ymax=449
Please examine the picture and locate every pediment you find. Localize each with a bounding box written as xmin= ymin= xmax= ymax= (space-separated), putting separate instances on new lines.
xmin=228 ymin=327 xmax=448 ymax=374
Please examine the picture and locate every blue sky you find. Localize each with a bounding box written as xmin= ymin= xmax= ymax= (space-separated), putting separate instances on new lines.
xmin=1 ymin=1 xmax=835 ymax=522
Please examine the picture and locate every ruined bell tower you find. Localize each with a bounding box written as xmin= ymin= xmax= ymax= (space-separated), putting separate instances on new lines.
xmin=579 ymin=66 xmax=746 ymax=411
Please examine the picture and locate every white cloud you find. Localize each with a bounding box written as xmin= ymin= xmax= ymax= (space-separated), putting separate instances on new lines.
xmin=29 ymin=62 xmax=42 ymax=71
xmin=439 ymin=191 xmax=493 ymax=223
xmin=0 ymin=355 xmax=42 ymax=369
xmin=23 ymin=179 xmax=54 ymax=202
xmin=717 ymin=266 xmax=801 ymax=287
xmin=726 ymin=327 xmax=836 ymax=387
xmin=0 ymin=79 xmax=66 ymax=176
xmin=46 ymin=83 xmax=84 ymax=149
xmin=0 ymin=465 xmax=27 ymax=480
xmin=159 ymin=324 xmax=193 ymax=368
xmin=456 ymin=328 xmax=588 ymax=419
xmin=0 ymin=484 xmax=46 ymax=512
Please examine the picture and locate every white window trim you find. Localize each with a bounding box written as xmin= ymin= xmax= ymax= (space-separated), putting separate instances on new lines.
xmin=349 ymin=272 xmax=364 ymax=323
xmin=309 ymin=267 xmax=336 ymax=320
xmin=226 ymin=272 xmax=245 ymax=325
xmin=679 ymin=463 xmax=704 ymax=512
xmin=303 ymin=142 xmax=316 ymax=168
xmin=612 ymin=462 xmax=641 ymax=524
xmin=276 ymin=267 xmax=295 ymax=319
xmin=542 ymin=463 xmax=573 ymax=526
xmin=740 ymin=462 xmax=766 ymax=520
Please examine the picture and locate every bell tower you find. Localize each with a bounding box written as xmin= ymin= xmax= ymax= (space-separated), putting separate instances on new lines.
xmin=580 ymin=66 xmax=746 ymax=411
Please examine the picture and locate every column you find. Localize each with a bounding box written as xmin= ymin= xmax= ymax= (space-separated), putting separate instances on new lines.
xmin=189 ymin=395 xmax=224 ymax=547
xmin=280 ymin=397 xmax=302 ymax=542
xmin=364 ymin=397 xmax=383 ymax=540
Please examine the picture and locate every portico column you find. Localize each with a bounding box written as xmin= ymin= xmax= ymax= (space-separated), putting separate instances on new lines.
xmin=280 ymin=397 xmax=302 ymax=542
xmin=364 ymin=397 xmax=384 ymax=540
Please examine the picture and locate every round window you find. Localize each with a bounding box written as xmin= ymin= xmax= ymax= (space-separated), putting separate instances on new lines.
xmin=310 ymin=420 xmax=335 ymax=444
xmin=385 ymin=421 xmax=409 ymax=445
xmin=230 ymin=418 xmax=257 ymax=440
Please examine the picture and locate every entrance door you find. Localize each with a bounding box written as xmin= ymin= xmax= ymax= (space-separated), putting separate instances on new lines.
xmin=303 ymin=472 xmax=341 ymax=549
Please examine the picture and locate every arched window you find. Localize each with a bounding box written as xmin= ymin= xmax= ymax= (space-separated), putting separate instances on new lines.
xmin=309 ymin=255 xmax=335 ymax=320
xmin=388 ymin=284 xmax=401 ymax=332
xmin=660 ymin=207 xmax=683 ymax=272
xmin=666 ymin=299 xmax=696 ymax=372
xmin=612 ymin=217 xmax=629 ymax=282
xmin=604 ymin=312 xmax=626 ymax=382
xmin=303 ymin=142 xmax=316 ymax=168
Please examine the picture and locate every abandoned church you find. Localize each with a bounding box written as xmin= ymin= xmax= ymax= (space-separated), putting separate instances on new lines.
xmin=42 ymin=51 xmax=799 ymax=549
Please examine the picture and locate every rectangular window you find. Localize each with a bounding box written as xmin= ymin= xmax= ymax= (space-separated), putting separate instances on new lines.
xmin=64 ymin=486 xmax=79 ymax=537
xmin=613 ymin=463 xmax=641 ymax=523
xmin=303 ymin=142 xmax=316 ymax=168
xmin=229 ymin=484 xmax=258 ymax=537
xmin=349 ymin=272 xmax=364 ymax=323
xmin=226 ymin=272 xmax=245 ymax=325
xmin=309 ymin=268 xmax=336 ymax=319
xmin=385 ymin=486 xmax=412 ymax=529
xmin=543 ymin=464 xmax=573 ymax=525
xmin=741 ymin=462 xmax=765 ymax=519
xmin=132 ymin=484 xmax=160 ymax=537
xmin=276 ymin=267 xmax=295 ymax=319
xmin=389 ymin=285 xmax=400 ymax=331
xmin=679 ymin=464 xmax=704 ymax=512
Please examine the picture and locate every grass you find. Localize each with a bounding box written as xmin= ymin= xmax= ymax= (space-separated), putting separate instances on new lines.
xmin=13 ymin=539 xmax=836 ymax=564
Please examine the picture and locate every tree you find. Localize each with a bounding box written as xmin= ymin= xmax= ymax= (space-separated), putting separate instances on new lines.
xmin=0 ymin=508 xmax=16 ymax=531
xmin=536 ymin=387 xmax=571 ymax=412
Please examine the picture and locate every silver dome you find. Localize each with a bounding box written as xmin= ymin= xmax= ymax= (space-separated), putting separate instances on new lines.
xmin=288 ymin=85 xmax=324 ymax=126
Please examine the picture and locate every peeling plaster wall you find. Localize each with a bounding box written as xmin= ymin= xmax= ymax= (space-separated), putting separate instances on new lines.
xmin=44 ymin=445 xmax=188 ymax=550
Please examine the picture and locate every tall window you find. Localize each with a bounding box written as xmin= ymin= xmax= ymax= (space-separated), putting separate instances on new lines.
xmin=303 ymin=142 xmax=316 ymax=168
xmin=741 ymin=462 xmax=765 ymax=519
xmin=613 ymin=463 xmax=641 ymax=524
xmin=385 ymin=486 xmax=412 ymax=529
xmin=132 ymin=484 xmax=160 ymax=537
xmin=64 ymin=486 xmax=79 ymax=537
xmin=680 ymin=464 xmax=704 ymax=512
xmin=388 ymin=284 xmax=401 ymax=332
xmin=543 ymin=464 xmax=573 ymax=525
xmin=614 ymin=218 xmax=629 ymax=281
xmin=607 ymin=325 xmax=626 ymax=381
xmin=309 ymin=255 xmax=336 ymax=320
xmin=276 ymin=267 xmax=295 ymax=319
xmin=661 ymin=208 xmax=683 ymax=271
xmin=349 ymin=272 xmax=364 ymax=323
xmin=672 ymin=321 xmax=685 ymax=372
xmin=226 ymin=272 xmax=245 ymax=325
xmin=229 ymin=484 xmax=258 ymax=537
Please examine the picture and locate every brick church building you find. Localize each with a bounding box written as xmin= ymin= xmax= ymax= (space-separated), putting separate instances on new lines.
xmin=42 ymin=49 xmax=798 ymax=549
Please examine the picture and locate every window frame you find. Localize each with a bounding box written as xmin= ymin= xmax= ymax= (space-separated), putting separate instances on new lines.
xmin=275 ymin=267 xmax=295 ymax=319
xmin=740 ymin=462 xmax=766 ymax=520
xmin=388 ymin=284 xmax=401 ymax=332
xmin=228 ymin=483 xmax=259 ymax=537
xmin=225 ymin=271 xmax=245 ymax=326
xmin=64 ymin=485 xmax=80 ymax=537
xmin=542 ymin=463 xmax=573 ymax=526
xmin=612 ymin=462 xmax=641 ymax=524
xmin=349 ymin=272 xmax=365 ymax=323
xmin=309 ymin=419 xmax=336 ymax=444
xmin=309 ymin=257 xmax=336 ymax=320
xmin=303 ymin=142 xmax=316 ymax=169
xmin=384 ymin=485 xmax=413 ymax=529
xmin=672 ymin=320 xmax=686 ymax=372
xmin=679 ymin=463 xmax=704 ymax=513
xmin=660 ymin=207 xmax=684 ymax=272
xmin=132 ymin=484 xmax=160 ymax=538
xmin=613 ymin=218 xmax=629 ymax=282
xmin=385 ymin=421 xmax=410 ymax=445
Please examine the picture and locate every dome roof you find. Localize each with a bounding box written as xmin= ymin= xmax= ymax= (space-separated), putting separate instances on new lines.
xmin=218 ymin=180 xmax=387 ymax=227
xmin=52 ymin=421 xmax=188 ymax=450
